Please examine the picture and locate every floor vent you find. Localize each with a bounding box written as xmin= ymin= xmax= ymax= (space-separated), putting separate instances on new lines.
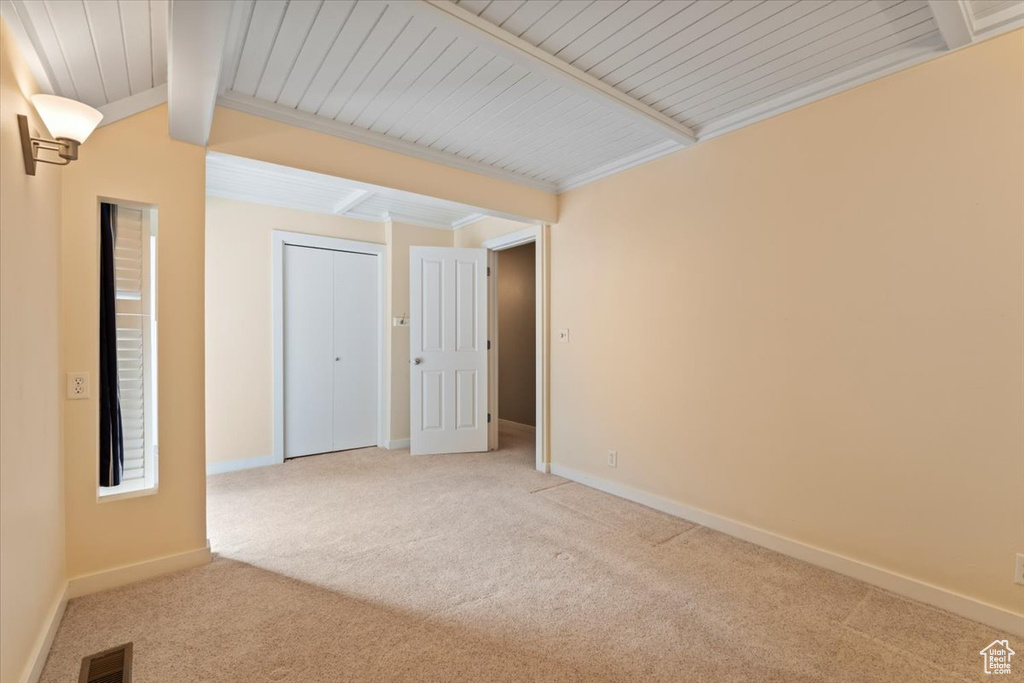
xmin=79 ymin=642 xmax=133 ymax=683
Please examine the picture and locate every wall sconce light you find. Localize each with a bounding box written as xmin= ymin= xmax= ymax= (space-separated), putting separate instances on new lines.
xmin=18 ymin=94 xmax=103 ymax=175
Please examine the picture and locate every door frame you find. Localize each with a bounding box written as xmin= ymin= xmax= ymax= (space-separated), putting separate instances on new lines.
xmin=482 ymin=224 xmax=550 ymax=473
xmin=272 ymin=230 xmax=387 ymax=463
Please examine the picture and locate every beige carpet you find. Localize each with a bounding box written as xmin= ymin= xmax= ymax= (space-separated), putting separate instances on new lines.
xmin=41 ymin=426 xmax=1018 ymax=682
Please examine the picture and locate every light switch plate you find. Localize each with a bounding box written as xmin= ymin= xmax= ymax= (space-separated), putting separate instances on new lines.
xmin=557 ymin=329 xmax=569 ymax=343
xmin=67 ymin=372 xmax=90 ymax=400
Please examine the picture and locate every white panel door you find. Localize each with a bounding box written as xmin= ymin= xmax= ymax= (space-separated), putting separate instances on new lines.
xmin=332 ymin=250 xmax=378 ymax=451
xmin=410 ymin=247 xmax=488 ymax=455
xmin=283 ymin=245 xmax=334 ymax=457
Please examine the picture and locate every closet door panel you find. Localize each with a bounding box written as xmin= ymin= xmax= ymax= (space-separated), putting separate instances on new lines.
xmin=332 ymin=250 xmax=378 ymax=450
xmin=283 ymin=245 xmax=335 ymax=457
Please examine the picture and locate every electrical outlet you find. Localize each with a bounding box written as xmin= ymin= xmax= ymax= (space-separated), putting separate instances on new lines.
xmin=67 ymin=372 xmax=90 ymax=400
xmin=607 ymin=450 xmax=617 ymax=468
xmin=1015 ymin=554 xmax=1024 ymax=586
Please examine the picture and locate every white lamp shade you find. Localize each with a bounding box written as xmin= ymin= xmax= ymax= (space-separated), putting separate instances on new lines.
xmin=30 ymin=94 xmax=103 ymax=143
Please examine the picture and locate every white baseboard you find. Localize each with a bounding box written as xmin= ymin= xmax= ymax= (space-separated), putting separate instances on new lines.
xmin=67 ymin=543 xmax=212 ymax=599
xmin=499 ymin=419 xmax=536 ymax=434
xmin=22 ymin=582 xmax=68 ymax=683
xmin=206 ymin=454 xmax=278 ymax=475
xmin=549 ymin=463 xmax=1024 ymax=636
xmin=385 ymin=438 xmax=410 ymax=450
xmin=23 ymin=545 xmax=212 ymax=680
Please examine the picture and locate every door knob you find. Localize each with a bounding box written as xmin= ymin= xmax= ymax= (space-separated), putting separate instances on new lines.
xmin=411 ymin=358 xmax=422 ymax=365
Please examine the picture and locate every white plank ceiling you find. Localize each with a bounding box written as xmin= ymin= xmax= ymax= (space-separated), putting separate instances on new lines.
xmin=455 ymin=0 xmax=945 ymax=133
xmin=1 ymin=0 xmax=169 ymax=118
xmin=206 ymin=151 xmax=514 ymax=229
xmin=4 ymin=0 xmax=1023 ymax=192
xmin=967 ymin=0 xmax=1024 ymax=27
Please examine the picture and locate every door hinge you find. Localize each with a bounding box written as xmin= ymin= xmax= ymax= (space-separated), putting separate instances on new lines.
xmin=487 ymin=340 xmax=491 ymax=350
xmin=487 ymin=266 xmax=491 ymax=276
xmin=487 ymin=413 xmax=491 ymax=423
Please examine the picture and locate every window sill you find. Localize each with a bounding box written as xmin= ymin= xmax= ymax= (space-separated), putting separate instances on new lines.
xmin=98 ymin=480 xmax=158 ymax=502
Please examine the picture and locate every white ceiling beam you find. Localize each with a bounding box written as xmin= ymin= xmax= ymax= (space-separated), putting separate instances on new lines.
xmin=97 ymin=85 xmax=168 ymax=127
xmin=405 ymin=0 xmax=697 ymax=145
xmin=167 ymin=0 xmax=235 ymax=145
xmin=333 ymin=190 xmax=374 ymax=215
xmin=927 ymin=0 xmax=974 ymax=50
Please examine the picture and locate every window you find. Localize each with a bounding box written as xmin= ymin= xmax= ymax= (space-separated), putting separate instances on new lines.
xmin=101 ymin=204 xmax=158 ymax=497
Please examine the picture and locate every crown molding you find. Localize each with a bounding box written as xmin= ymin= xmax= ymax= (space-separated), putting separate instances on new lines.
xmin=97 ymin=85 xmax=168 ymax=127
xmin=556 ymin=140 xmax=684 ymax=193
xmin=451 ymin=213 xmax=488 ymax=229
xmin=695 ymin=42 xmax=947 ymax=143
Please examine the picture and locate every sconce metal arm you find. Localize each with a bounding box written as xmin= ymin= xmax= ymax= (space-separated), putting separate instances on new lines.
xmin=18 ymin=114 xmax=75 ymax=176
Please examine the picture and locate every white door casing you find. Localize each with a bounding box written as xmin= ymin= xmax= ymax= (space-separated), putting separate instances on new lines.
xmin=410 ymin=246 xmax=488 ymax=455
xmin=482 ymin=224 xmax=548 ymax=473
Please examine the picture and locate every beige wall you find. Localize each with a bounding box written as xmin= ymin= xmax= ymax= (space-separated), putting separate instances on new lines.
xmin=551 ymin=31 xmax=1024 ymax=614
xmin=208 ymin=108 xmax=557 ymax=224
xmin=62 ymin=105 xmax=208 ymax=577
xmin=498 ymin=244 xmax=536 ymax=426
xmin=0 ymin=18 xmax=66 ymax=682
xmin=386 ymin=222 xmax=454 ymax=442
xmin=205 ymin=197 xmax=384 ymax=465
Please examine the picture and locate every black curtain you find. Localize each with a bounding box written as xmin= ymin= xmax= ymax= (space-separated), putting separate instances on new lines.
xmin=99 ymin=202 xmax=124 ymax=487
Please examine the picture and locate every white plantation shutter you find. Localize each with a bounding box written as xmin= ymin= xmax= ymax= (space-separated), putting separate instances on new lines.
xmin=114 ymin=208 xmax=153 ymax=485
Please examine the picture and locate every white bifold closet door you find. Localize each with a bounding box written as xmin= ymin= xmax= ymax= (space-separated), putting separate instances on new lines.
xmin=283 ymin=245 xmax=377 ymax=458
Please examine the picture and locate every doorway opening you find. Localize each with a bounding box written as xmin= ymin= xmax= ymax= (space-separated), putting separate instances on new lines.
xmin=495 ymin=242 xmax=536 ymax=439
xmin=204 ymin=152 xmax=548 ymax=476
xmin=483 ymin=226 xmax=548 ymax=473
